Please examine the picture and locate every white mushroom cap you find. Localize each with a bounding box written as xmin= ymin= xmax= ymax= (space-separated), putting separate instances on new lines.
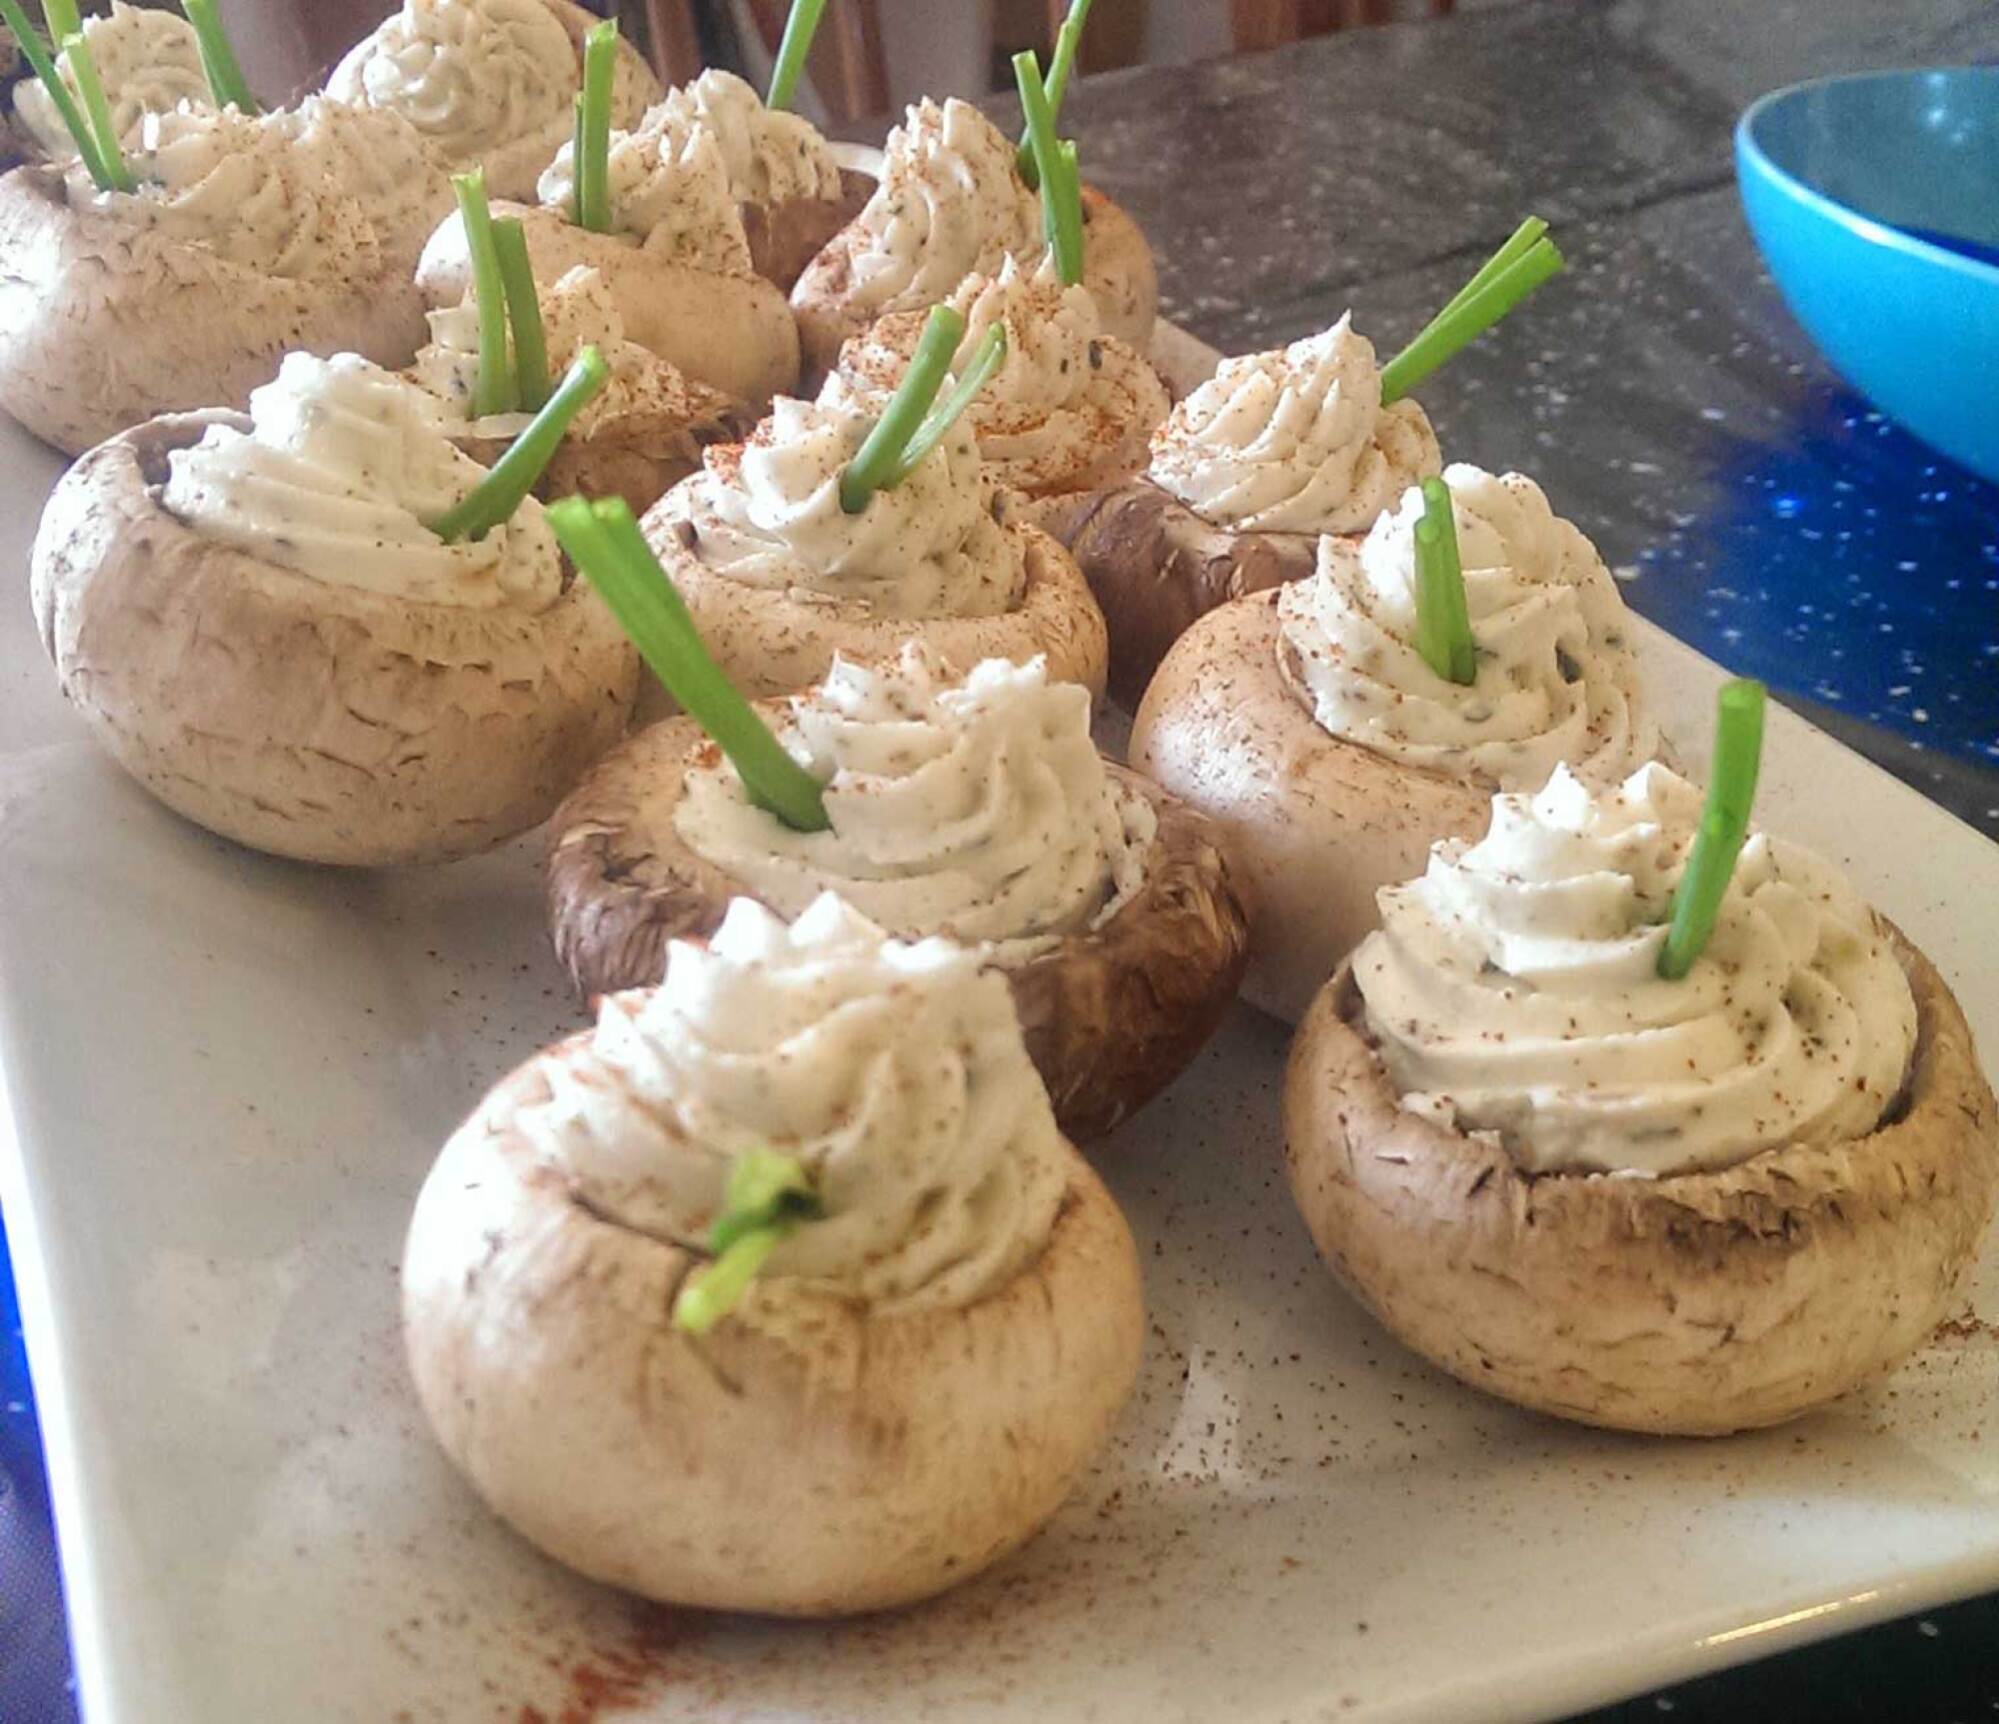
xmin=1132 ymin=588 xmax=1489 ymax=1021
xmin=31 ymin=409 xmax=638 ymax=864
xmin=404 ymin=897 xmax=1145 ymax=1610
xmin=1284 ymin=931 xmax=1999 ymax=1434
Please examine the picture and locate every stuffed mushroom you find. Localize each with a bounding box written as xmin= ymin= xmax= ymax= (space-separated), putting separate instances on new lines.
xmin=1065 ymin=315 xmax=1441 ymax=705
xmin=634 ymin=68 xmax=871 ymax=290
xmin=323 ymin=0 xmax=658 ymax=203
xmin=412 ymin=264 xmax=741 ymax=514
xmin=8 ymin=1 xmax=210 ymax=165
xmin=643 ymin=369 xmax=1109 ymax=705
xmin=416 ymin=123 xmax=798 ymax=407
xmin=832 ymin=253 xmax=1170 ymax=540
xmin=546 ymin=644 xmax=1250 ymax=1141
xmin=790 ymin=97 xmax=1156 ymax=384
xmin=1285 ymin=758 xmax=1999 ymax=1435
xmin=404 ymin=890 xmax=1145 ymax=1614
xmin=0 ymin=103 xmax=443 ymax=454
xmin=31 ymin=352 xmax=637 ymax=865
xmin=1133 ymin=463 xmax=1663 ymax=1022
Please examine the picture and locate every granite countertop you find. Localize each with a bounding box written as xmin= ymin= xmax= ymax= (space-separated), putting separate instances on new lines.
xmin=1019 ymin=0 xmax=1999 ymax=837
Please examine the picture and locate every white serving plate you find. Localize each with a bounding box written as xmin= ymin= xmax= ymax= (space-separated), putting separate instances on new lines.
xmin=1 ymin=330 xmax=1996 ymax=1724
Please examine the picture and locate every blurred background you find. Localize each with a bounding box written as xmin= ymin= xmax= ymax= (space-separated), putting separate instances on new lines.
xmin=154 ymin=0 xmax=1478 ymax=124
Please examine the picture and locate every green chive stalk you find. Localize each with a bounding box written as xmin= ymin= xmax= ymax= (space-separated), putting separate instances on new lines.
xmin=180 ymin=0 xmax=258 ymax=114
xmin=674 ymin=1149 xmax=823 ymax=1334
xmin=1380 ymin=223 xmax=1565 ymax=405
xmin=568 ymin=94 xmax=585 ymax=225
xmin=430 ymin=346 xmax=608 ymax=543
xmin=1430 ymin=215 xmax=1547 ymax=328
xmin=838 ymin=303 xmax=964 ymax=512
xmin=492 ymin=218 xmax=550 ymax=412
xmin=61 ymin=32 xmax=133 ymax=192
xmin=1657 ymin=679 xmax=1767 ymax=980
xmin=451 ymin=170 xmax=516 ymax=418
xmin=1412 ymin=477 xmax=1476 ymax=685
xmin=764 ymin=0 xmax=828 ymax=111
xmin=0 ymin=0 xmax=113 ymax=188
xmin=39 ymin=0 xmax=79 ymax=39
xmin=574 ymin=18 xmax=618 ymax=233
xmin=1017 ymin=0 xmax=1095 ymax=186
xmin=888 ymin=324 xmax=1007 ymax=485
xmin=1013 ymin=51 xmax=1083 ymax=286
xmin=546 ymin=496 xmax=832 ymax=832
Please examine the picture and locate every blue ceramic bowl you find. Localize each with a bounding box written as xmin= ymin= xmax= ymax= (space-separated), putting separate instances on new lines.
xmin=1736 ymin=67 xmax=1999 ymax=482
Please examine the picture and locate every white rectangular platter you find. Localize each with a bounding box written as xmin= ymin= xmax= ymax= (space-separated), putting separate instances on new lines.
xmin=1 ymin=327 xmax=1996 ymax=1724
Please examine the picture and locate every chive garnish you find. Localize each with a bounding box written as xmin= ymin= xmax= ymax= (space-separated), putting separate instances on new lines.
xmin=180 ymin=0 xmax=257 ymax=113
xmin=1013 ymin=51 xmax=1083 ymax=286
xmin=764 ymin=0 xmax=828 ymax=112
xmin=492 ymin=218 xmax=550 ymax=412
xmin=1016 ymin=0 xmax=1094 ymax=187
xmin=1379 ymin=219 xmax=1564 ymax=405
xmin=451 ymin=170 xmax=516 ymax=418
xmin=574 ymin=18 xmax=617 ymax=233
xmin=887 ymin=324 xmax=1007 ymax=486
xmin=0 ymin=0 xmax=114 ymax=188
xmin=674 ymin=1149 xmax=823 ymax=1334
xmin=431 ymin=347 xmax=608 ymax=543
xmin=39 ymin=0 xmax=78 ymax=39
xmin=545 ymin=495 xmax=832 ymax=832
xmin=1412 ymin=477 xmax=1476 ymax=685
xmin=838 ymin=303 xmax=964 ymax=512
xmin=1657 ymin=679 xmax=1767 ymax=980
xmin=60 ymin=31 xmax=132 ymax=192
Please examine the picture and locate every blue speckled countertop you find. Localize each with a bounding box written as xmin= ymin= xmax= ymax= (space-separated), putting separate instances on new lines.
xmin=1023 ymin=0 xmax=1999 ymax=827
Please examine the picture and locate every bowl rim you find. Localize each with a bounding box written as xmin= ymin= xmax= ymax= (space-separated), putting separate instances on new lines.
xmin=1735 ymin=67 xmax=1999 ymax=289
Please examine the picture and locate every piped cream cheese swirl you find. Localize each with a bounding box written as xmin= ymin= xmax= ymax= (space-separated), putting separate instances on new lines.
xmin=1354 ymin=763 xmax=1918 ymax=1177
xmin=520 ymin=893 xmax=1070 ymax=1312
xmin=1149 ymin=317 xmax=1439 ymax=533
xmin=835 ymin=255 xmax=1169 ymax=498
xmin=1279 ymin=465 xmax=1660 ymax=790
xmin=15 ymin=1 xmax=211 ymax=162
xmin=638 ymin=68 xmax=842 ymax=206
xmin=323 ymin=0 xmax=575 ymax=170
xmin=677 ymin=647 xmax=1156 ymax=953
xmin=163 ymin=352 xmax=561 ymax=612
xmin=412 ymin=264 xmax=732 ymax=439
xmin=838 ymin=97 xmax=1043 ymax=319
xmin=662 ymin=389 xmax=1026 ymax=618
xmin=270 ymin=96 xmax=451 ymax=260
xmin=536 ymin=124 xmax=752 ymax=273
xmin=65 ymin=106 xmax=371 ymax=277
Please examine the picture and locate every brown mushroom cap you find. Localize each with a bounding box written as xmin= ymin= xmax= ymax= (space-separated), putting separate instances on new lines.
xmin=739 ymin=165 xmax=874 ymax=291
xmin=415 ymin=202 xmax=800 ymax=409
xmin=447 ymin=381 xmax=745 ymax=518
xmin=1064 ymin=475 xmax=1320 ymax=709
xmin=790 ymin=181 xmax=1159 ymax=389
xmin=0 ymin=164 xmax=430 ymax=456
xmin=402 ymin=1033 xmax=1144 ymax=1614
xmin=645 ymin=511 xmax=1110 ymax=704
xmin=31 ymin=410 xmax=639 ymax=865
xmin=543 ymin=718 xmax=1252 ymax=1141
xmin=1284 ymin=926 xmax=1999 ymax=1435
xmin=1131 ymin=589 xmax=1491 ymax=1023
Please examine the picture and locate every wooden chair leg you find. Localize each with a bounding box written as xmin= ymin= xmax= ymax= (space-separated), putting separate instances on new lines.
xmin=1230 ymin=0 xmax=1299 ymax=52
xmin=819 ymin=0 xmax=888 ymax=119
xmin=642 ymin=0 xmax=704 ymax=84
